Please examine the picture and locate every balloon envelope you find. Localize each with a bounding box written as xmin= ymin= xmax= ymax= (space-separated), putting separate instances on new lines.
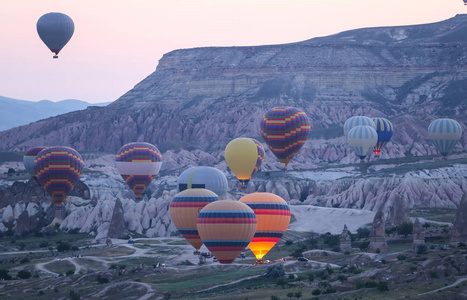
xmin=239 ymin=193 xmax=290 ymax=260
xmin=428 ymin=118 xmax=463 ymax=157
xmin=37 ymin=12 xmax=74 ymax=58
xmin=343 ymin=116 xmax=375 ymax=138
xmin=177 ymin=167 xmax=228 ymax=199
xmin=170 ymin=189 xmax=220 ymax=251
xmin=23 ymin=147 xmax=46 ymax=177
xmin=260 ymin=107 xmax=310 ymax=167
xmin=225 ymin=138 xmax=265 ymax=185
xmin=372 ymin=118 xmax=394 ymax=156
xmin=197 ymin=200 xmax=257 ymax=264
xmin=116 ymin=142 xmax=162 ymax=199
xmin=347 ymin=125 xmax=378 ymax=160
xmin=34 ymin=146 xmax=83 ymax=205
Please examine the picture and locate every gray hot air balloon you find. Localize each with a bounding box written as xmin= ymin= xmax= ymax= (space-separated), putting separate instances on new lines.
xmin=177 ymin=167 xmax=228 ymax=199
xmin=37 ymin=12 xmax=74 ymax=59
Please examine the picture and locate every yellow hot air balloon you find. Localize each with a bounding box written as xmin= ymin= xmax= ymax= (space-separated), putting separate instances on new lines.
xmin=170 ymin=189 xmax=220 ymax=253
xmin=225 ymin=138 xmax=265 ymax=185
xmin=239 ymin=193 xmax=290 ymax=260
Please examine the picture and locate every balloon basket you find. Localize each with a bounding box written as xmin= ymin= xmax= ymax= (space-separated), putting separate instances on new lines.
xmin=193 ymin=250 xmax=201 ymax=255
xmin=53 ymin=55 xmax=58 ymax=59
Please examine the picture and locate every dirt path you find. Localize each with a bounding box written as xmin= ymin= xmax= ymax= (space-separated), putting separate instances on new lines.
xmin=89 ymin=281 xmax=156 ymax=299
xmin=64 ymin=257 xmax=82 ymax=274
xmin=197 ymin=274 xmax=263 ymax=293
xmin=35 ymin=262 xmax=58 ymax=276
xmin=417 ymin=277 xmax=467 ymax=296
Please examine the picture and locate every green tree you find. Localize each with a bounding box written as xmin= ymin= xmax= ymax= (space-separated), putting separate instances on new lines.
xmin=287 ymin=292 xmax=294 ymax=300
xmin=270 ymin=296 xmax=280 ymax=300
xmin=377 ymin=281 xmax=389 ymax=291
xmin=0 ymin=269 xmax=12 ymax=280
xmin=294 ymin=291 xmax=302 ymax=299
xmin=56 ymin=241 xmax=71 ymax=252
xmin=17 ymin=270 xmax=32 ymax=279
xmin=291 ymin=248 xmax=303 ymax=258
xmin=397 ymin=221 xmax=413 ymax=237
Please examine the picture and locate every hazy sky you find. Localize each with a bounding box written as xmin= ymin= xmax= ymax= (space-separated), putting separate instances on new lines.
xmin=1 ymin=0 xmax=465 ymax=103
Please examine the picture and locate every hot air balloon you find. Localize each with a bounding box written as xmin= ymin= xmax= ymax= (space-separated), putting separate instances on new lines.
xmin=34 ymin=146 xmax=83 ymax=207
xmin=343 ymin=116 xmax=375 ymax=138
xmin=347 ymin=125 xmax=378 ymax=161
xmin=225 ymin=138 xmax=265 ymax=186
xmin=197 ymin=200 xmax=257 ymax=264
xmin=260 ymin=107 xmax=310 ymax=169
xmin=428 ymin=118 xmax=463 ymax=157
xmin=372 ymin=118 xmax=394 ymax=157
xmin=170 ymin=189 xmax=220 ymax=254
xmin=177 ymin=167 xmax=228 ymax=199
xmin=239 ymin=193 xmax=290 ymax=260
xmin=23 ymin=147 xmax=46 ymax=177
xmin=37 ymin=12 xmax=74 ymax=59
xmin=464 ymin=0 xmax=467 ymax=5
xmin=116 ymin=142 xmax=162 ymax=201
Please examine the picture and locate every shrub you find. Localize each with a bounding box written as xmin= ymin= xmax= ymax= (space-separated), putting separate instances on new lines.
xmin=20 ymin=257 xmax=30 ymax=264
xmin=312 ymin=289 xmax=321 ymax=295
xmin=397 ymin=254 xmax=407 ymax=261
xmin=417 ymin=244 xmax=428 ymax=254
xmin=66 ymin=270 xmax=74 ymax=276
xmin=377 ymin=281 xmax=389 ymax=291
xmin=365 ymin=281 xmax=378 ymax=288
xmin=265 ymin=264 xmax=285 ymax=278
xmin=337 ymin=275 xmax=348 ymax=282
xmin=270 ymin=296 xmax=280 ymax=300
xmin=276 ymin=277 xmax=288 ymax=287
xmin=0 ymin=269 xmax=12 ymax=280
xmin=56 ymin=242 xmax=71 ymax=252
xmin=17 ymin=270 xmax=32 ymax=279
xmin=285 ymin=240 xmax=293 ymax=246
xmin=96 ymin=274 xmax=109 ymax=284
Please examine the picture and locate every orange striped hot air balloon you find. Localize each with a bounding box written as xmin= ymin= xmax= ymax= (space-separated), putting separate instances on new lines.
xmin=170 ymin=189 xmax=220 ymax=253
xmin=34 ymin=146 xmax=84 ymax=207
xmin=260 ymin=107 xmax=310 ymax=169
xmin=197 ymin=200 xmax=257 ymax=264
xmin=239 ymin=193 xmax=290 ymax=260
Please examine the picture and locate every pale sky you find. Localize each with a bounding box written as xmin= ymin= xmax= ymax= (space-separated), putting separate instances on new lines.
xmin=0 ymin=0 xmax=465 ymax=103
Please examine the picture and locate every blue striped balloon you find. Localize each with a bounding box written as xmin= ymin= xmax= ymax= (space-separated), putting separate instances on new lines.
xmin=343 ymin=116 xmax=376 ymax=138
xmin=428 ymin=118 xmax=462 ymax=157
xmin=372 ymin=118 xmax=394 ymax=156
xmin=348 ymin=125 xmax=378 ymax=160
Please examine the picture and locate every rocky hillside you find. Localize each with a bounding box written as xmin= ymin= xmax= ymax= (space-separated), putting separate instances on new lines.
xmin=0 ymin=15 xmax=466 ymax=166
xmin=1 ymin=16 xmax=467 ymax=237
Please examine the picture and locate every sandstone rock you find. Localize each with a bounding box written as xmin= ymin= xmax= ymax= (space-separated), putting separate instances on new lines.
xmin=450 ymin=193 xmax=467 ymax=247
xmin=412 ymin=217 xmax=425 ymax=253
xmin=107 ymin=199 xmax=126 ymax=239
xmin=368 ymin=210 xmax=387 ymax=253
xmin=340 ymin=224 xmax=352 ymax=252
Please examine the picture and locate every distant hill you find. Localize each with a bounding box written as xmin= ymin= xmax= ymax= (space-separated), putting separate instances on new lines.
xmin=0 ymin=96 xmax=110 ymax=131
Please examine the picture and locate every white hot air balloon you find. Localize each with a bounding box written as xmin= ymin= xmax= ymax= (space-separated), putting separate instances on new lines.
xmin=348 ymin=125 xmax=378 ymax=161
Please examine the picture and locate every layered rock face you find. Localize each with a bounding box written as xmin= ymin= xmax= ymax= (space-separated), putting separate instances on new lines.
xmin=0 ymin=15 xmax=466 ymax=165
